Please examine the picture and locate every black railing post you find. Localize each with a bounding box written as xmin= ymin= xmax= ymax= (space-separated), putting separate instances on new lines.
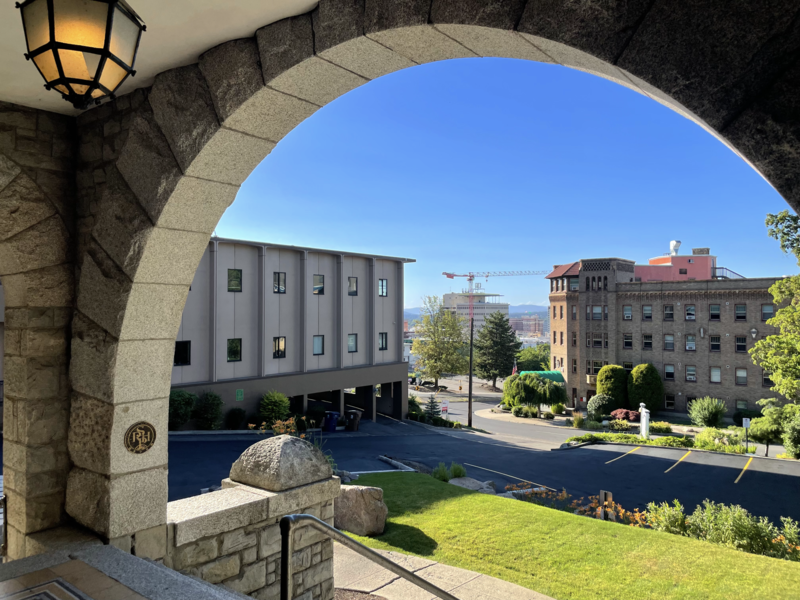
xmin=280 ymin=516 xmax=295 ymax=600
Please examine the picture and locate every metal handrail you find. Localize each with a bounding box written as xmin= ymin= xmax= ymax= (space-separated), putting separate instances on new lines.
xmin=280 ymin=514 xmax=459 ymax=600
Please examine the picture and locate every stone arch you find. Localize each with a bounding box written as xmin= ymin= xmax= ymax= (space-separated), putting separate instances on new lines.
xmin=65 ymin=0 xmax=800 ymax=541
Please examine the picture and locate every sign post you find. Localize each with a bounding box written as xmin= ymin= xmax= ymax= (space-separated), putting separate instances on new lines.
xmin=441 ymin=398 xmax=450 ymax=421
xmin=743 ymin=417 xmax=751 ymax=453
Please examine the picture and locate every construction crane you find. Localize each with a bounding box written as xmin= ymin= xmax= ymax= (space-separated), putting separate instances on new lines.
xmin=441 ymin=270 xmax=548 ymax=426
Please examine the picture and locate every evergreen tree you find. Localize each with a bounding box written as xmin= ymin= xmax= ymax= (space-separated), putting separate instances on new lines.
xmin=596 ymin=365 xmax=628 ymax=409
xmin=627 ymin=363 xmax=664 ymax=412
xmin=424 ymin=395 xmax=441 ymax=421
xmin=411 ymin=296 xmax=468 ymax=388
xmin=474 ymin=311 xmax=522 ymax=390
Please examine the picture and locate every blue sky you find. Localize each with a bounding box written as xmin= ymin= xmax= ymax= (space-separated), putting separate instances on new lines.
xmin=217 ymin=57 xmax=795 ymax=308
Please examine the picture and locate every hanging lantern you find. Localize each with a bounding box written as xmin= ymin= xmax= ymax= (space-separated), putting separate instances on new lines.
xmin=17 ymin=0 xmax=146 ymax=110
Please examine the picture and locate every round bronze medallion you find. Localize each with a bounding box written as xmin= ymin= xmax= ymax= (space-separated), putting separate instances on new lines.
xmin=124 ymin=421 xmax=156 ymax=454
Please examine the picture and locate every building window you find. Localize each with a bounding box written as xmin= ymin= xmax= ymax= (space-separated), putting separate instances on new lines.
xmin=273 ymin=336 xmax=286 ymax=359
xmin=643 ymin=334 xmax=653 ymax=350
xmin=572 ymin=359 xmax=577 ymax=374
xmin=623 ymin=333 xmax=633 ymax=349
xmin=735 ymin=336 xmax=747 ymax=353
xmin=686 ymin=365 xmax=696 ymax=381
xmin=664 ymin=305 xmax=674 ymax=321
xmin=592 ymin=277 xmax=596 ymax=290
xmin=762 ymin=304 xmax=774 ymax=321
xmin=379 ymin=332 xmax=388 ymax=351
xmin=313 ymin=335 xmax=324 ymax=356
xmin=558 ymin=305 xmax=562 ymax=319
xmin=623 ymin=362 xmax=633 ymax=372
xmin=585 ymin=277 xmax=590 ymax=291
xmin=592 ymin=306 xmax=602 ymax=320
xmin=664 ymin=334 xmax=674 ymax=351
xmin=572 ymin=305 xmax=577 ymax=320
xmin=586 ymin=305 xmax=590 ymax=320
xmin=593 ymin=334 xmax=603 ymax=348
xmin=686 ymin=335 xmax=696 ymax=351
xmin=710 ymin=335 xmax=721 ymax=352
xmin=348 ymin=334 xmax=357 ymax=353
xmin=604 ymin=305 xmax=608 ymax=320
xmin=379 ymin=279 xmax=388 ymax=297
xmin=174 ymin=341 xmax=191 ymax=366
xmin=763 ymin=370 xmax=773 ymax=387
xmin=553 ymin=306 xmax=557 ymax=319
xmin=686 ymin=396 xmax=697 ymax=410
xmin=586 ymin=360 xmax=591 ymax=375
xmin=736 ymin=368 xmax=747 ymax=386
xmin=273 ymin=272 xmax=286 ymax=294
xmin=228 ymin=269 xmax=242 ymax=293
xmin=227 ymin=338 xmax=242 ymax=362
xmin=572 ymin=332 xmax=576 ymax=347
xmin=736 ymin=400 xmax=748 ymax=410
xmin=570 ymin=278 xmax=579 ymax=291
xmin=623 ymin=305 xmax=632 ymax=320
xmin=604 ymin=333 xmax=608 ymax=349
xmin=735 ymin=304 xmax=746 ymax=321
xmin=348 ymin=277 xmax=358 ymax=296
xmin=665 ymin=365 xmax=674 ymax=380
xmin=560 ymin=331 xmax=564 ymax=345
xmin=685 ymin=305 xmax=696 ymax=320
xmin=586 ymin=332 xmax=591 ymax=347
xmin=665 ymin=394 xmax=675 ymax=410
xmin=710 ymin=367 xmax=721 ymax=384
xmin=679 ymin=268 xmax=687 ymax=275
xmin=554 ymin=331 xmax=557 ymax=344
xmin=593 ymin=361 xmax=603 ymax=375
xmin=313 ymin=274 xmax=324 ymax=295
xmin=603 ymin=276 xmax=608 ymax=291
xmin=709 ymin=304 xmax=720 ymax=321
xmin=642 ymin=305 xmax=652 ymax=321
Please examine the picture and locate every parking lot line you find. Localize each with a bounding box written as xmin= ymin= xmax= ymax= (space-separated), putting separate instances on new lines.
xmin=605 ymin=446 xmax=640 ymax=464
xmin=734 ymin=456 xmax=754 ymax=484
xmin=463 ymin=463 xmax=556 ymax=491
xmin=664 ymin=450 xmax=692 ymax=473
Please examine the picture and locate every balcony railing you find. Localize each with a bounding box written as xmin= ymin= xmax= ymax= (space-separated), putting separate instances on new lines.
xmin=713 ymin=267 xmax=744 ymax=279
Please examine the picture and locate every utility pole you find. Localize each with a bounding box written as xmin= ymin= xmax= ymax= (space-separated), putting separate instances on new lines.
xmin=468 ymin=316 xmax=474 ymax=428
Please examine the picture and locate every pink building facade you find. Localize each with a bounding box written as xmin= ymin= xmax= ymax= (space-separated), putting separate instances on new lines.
xmin=634 ymin=249 xmax=718 ymax=282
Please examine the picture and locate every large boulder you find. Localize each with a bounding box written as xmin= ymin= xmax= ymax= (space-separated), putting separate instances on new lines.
xmin=229 ymin=435 xmax=332 ymax=492
xmin=449 ymin=477 xmax=496 ymax=494
xmin=334 ymin=486 xmax=388 ymax=536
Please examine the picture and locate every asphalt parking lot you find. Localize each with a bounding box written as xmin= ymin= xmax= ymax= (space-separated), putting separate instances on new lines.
xmin=169 ymin=412 xmax=800 ymax=524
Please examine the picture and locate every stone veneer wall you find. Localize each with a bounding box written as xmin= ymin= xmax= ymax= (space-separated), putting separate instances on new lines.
xmin=160 ymin=476 xmax=339 ymax=600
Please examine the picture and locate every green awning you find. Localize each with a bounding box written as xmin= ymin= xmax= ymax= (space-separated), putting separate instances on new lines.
xmin=519 ymin=370 xmax=565 ymax=383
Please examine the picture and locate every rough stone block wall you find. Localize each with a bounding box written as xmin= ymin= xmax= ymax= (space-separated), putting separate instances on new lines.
xmin=0 ymin=101 xmax=76 ymax=557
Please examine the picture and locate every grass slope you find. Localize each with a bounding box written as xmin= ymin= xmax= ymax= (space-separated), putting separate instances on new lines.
xmin=350 ymin=473 xmax=800 ymax=600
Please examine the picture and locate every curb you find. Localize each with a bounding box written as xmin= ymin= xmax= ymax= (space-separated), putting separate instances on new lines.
xmin=377 ymin=455 xmax=416 ymax=472
xmin=559 ymin=440 xmax=789 ymax=461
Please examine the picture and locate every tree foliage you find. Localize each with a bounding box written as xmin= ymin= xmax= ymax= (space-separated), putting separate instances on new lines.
xmin=193 ymin=391 xmax=223 ymax=430
xmin=752 ymin=398 xmax=800 ymax=457
xmin=596 ymin=365 xmax=628 ymax=408
xmin=627 ymin=363 xmax=664 ymax=413
xmin=259 ymin=390 xmax=290 ymax=427
xmin=504 ymin=373 xmax=566 ymax=409
xmin=516 ymin=344 xmax=550 ymax=373
xmin=474 ymin=311 xmax=522 ymax=390
xmin=169 ymin=390 xmax=197 ymax=431
xmin=411 ymin=296 xmax=468 ymax=387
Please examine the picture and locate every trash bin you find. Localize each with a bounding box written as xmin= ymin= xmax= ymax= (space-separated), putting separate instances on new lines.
xmin=345 ymin=410 xmax=361 ymax=432
xmin=323 ymin=411 xmax=340 ymax=433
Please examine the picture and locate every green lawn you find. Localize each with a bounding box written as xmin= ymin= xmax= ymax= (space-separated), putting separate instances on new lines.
xmin=349 ymin=473 xmax=800 ymax=600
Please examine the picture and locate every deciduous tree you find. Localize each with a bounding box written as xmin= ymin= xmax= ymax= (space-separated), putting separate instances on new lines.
xmin=516 ymin=344 xmax=550 ymax=373
xmin=411 ymin=296 xmax=468 ymax=388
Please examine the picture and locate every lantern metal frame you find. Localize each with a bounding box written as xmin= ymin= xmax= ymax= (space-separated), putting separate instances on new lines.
xmin=16 ymin=0 xmax=146 ymax=110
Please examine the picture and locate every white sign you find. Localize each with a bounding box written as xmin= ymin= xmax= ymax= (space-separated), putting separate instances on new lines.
xmin=441 ymin=398 xmax=450 ymax=417
xmin=743 ymin=418 xmax=751 ymax=429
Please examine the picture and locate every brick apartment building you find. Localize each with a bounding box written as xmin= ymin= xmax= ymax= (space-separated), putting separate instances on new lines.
xmin=547 ymin=243 xmax=781 ymax=416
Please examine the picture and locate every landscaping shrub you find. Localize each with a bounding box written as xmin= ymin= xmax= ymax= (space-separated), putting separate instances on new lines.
xmin=596 ymin=365 xmax=628 ymax=409
xmin=193 ymin=391 xmax=223 ymax=430
xmin=611 ymin=408 xmax=640 ymax=422
xmin=511 ymin=405 xmax=523 ymax=417
xmin=587 ymin=394 xmax=614 ymax=421
xmin=424 ymin=396 xmax=441 ymax=420
xmin=784 ymin=417 xmax=800 ymax=459
xmin=450 ymin=462 xmax=467 ymax=478
xmin=432 ymin=462 xmax=450 ymax=482
xmin=694 ymin=428 xmax=753 ymax=453
xmin=610 ymin=419 xmax=630 ymax=431
xmin=656 ymin=435 xmax=694 ymax=448
xmin=649 ymin=421 xmax=673 ymax=434
xmin=565 ymin=418 xmax=573 ymax=427
xmin=689 ymin=396 xmax=727 ymax=428
xmin=566 ymin=432 xmax=694 ymax=449
xmin=408 ymin=394 xmax=423 ymax=415
xmin=502 ymin=374 xmax=520 ymax=406
xmin=586 ymin=420 xmax=602 ymax=431
xmin=523 ymin=406 xmax=538 ymax=418
xmin=551 ymin=403 xmax=565 ymax=415
xmin=644 ymin=501 xmax=688 ymax=535
xmin=169 ymin=390 xmax=197 ymax=430
xmin=259 ymin=391 xmax=290 ymax=427
xmin=543 ymin=411 xmax=555 ymax=420
xmin=732 ymin=408 xmax=762 ymax=427
xmin=627 ymin=363 xmax=664 ymax=413
xmin=225 ymin=407 xmax=247 ymax=430
xmin=573 ymin=414 xmax=584 ymax=428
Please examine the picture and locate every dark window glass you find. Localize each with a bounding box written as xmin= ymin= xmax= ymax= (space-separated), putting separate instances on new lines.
xmin=604 ymin=305 xmax=608 ymax=320
xmin=686 ymin=365 xmax=696 ymax=381
xmin=348 ymin=277 xmax=358 ymax=296
xmin=679 ymin=268 xmax=688 ymax=275
xmin=593 ymin=334 xmax=602 ymax=348
xmin=736 ymin=368 xmax=747 ymax=386
xmin=313 ymin=274 xmax=324 ymax=295
xmin=665 ymin=365 xmax=674 ymax=380
xmin=348 ymin=334 xmax=357 ymax=353
xmin=572 ymin=305 xmax=577 ymax=320
xmin=642 ymin=305 xmax=652 ymax=320
xmin=623 ymin=362 xmax=633 ymax=372
xmin=592 ymin=306 xmax=602 ymax=320
xmin=735 ymin=304 xmax=746 ymax=321
xmin=228 ymin=269 xmax=242 ymax=292
xmin=572 ymin=359 xmax=577 ymax=373
xmin=623 ymin=333 xmax=632 ymax=349
xmin=664 ymin=305 xmax=674 ymax=320
xmin=710 ymin=335 xmax=721 ymax=352
xmin=379 ymin=279 xmax=388 ymax=297
xmin=313 ymin=335 xmax=324 ymax=356
xmin=379 ymin=332 xmax=388 ymax=351
xmin=686 ymin=335 xmax=696 ymax=351
xmin=664 ymin=334 xmax=674 ymax=351
xmin=273 ymin=336 xmax=286 ymax=359
xmin=174 ymin=341 xmax=191 ymax=366
xmin=665 ymin=395 xmax=675 ymax=409
xmin=227 ymin=338 xmax=242 ymax=362
xmin=762 ymin=304 xmax=774 ymax=321
xmin=735 ymin=336 xmax=747 ymax=352
xmin=623 ymin=305 xmax=632 ymax=320
xmin=273 ymin=272 xmax=286 ymax=294
xmin=685 ymin=305 xmax=696 ymax=320
xmin=643 ymin=334 xmax=653 ymax=350
xmin=709 ymin=304 xmax=720 ymax=321
xmin=571 ymin=332 xmax=576 ymax=347
xmin=763 ymin=371 xmax=773 ymax=387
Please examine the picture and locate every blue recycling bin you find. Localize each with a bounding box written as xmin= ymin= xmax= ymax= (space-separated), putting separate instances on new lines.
xmin=323 ymin=411 xmax=340 ymax=432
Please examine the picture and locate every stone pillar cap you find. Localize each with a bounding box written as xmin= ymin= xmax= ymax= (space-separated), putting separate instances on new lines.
xmin=229 ymin=434 xmax=333 ymax=492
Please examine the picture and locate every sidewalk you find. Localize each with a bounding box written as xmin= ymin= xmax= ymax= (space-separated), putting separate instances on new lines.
xmin=334 ymin=543 xmax=553 ymax=600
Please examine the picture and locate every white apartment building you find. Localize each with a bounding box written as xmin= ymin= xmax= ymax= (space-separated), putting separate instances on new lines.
xmin=442 ymin=291 xmax=509 ymax=330
xmin=170 ymin=237 xmax=414 ymax=422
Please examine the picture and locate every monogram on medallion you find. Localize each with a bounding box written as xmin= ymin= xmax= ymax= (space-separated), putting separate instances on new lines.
xmin=125 ymin=421 xmax=156 ymax=454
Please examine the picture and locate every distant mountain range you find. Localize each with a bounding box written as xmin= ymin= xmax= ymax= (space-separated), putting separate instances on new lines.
xmin=403 ymin=304 xmax=548 ymax=323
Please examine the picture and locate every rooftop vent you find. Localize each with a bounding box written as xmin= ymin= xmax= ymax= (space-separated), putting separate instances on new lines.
xmin=669 ymin=240 xmax=682 ymax=256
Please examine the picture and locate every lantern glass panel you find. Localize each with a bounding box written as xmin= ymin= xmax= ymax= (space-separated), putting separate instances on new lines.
xmin=98 ymin=59 xmax=127 ymax=92
xmin=110 ymin=6 xmax=141 ymax=66
xmin=22 ymin=0 xmax=50 ymax=52
xmin=54 ymin=0 xmax=108 ymax=49
xmin=58 ymin=48 xmax=101 ymax=82
xmin=33 ymin=50 xmax=59 ymax=82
